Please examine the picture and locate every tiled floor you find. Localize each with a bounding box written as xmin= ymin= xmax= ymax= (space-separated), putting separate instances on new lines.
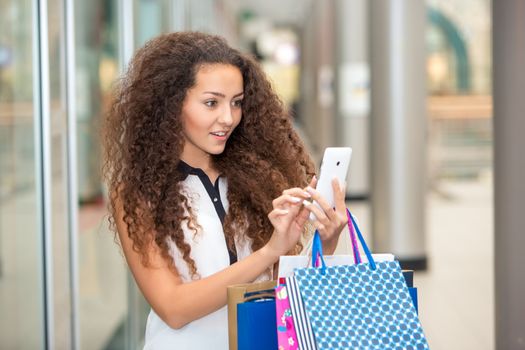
xmin=417 ymin=176 xmax=494 ymax=350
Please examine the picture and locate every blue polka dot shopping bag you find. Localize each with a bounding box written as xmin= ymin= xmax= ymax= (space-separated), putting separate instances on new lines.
xmin=294 ymin=209 xmax=429 ymax=349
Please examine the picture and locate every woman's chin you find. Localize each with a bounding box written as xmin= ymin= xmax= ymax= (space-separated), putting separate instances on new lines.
xmin=208 ymin=146 xmax=227 ymax=155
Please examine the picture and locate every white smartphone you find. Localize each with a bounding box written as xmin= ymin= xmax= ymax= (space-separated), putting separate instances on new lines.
xmin=309 ymin=147 xmax=353 ymax=221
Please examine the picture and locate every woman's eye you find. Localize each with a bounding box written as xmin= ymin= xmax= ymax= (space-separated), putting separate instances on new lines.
xmin=232 ymin=99 xmax=243 ymax=108
xmin=205 ymin=100 xmax=217 ymax=107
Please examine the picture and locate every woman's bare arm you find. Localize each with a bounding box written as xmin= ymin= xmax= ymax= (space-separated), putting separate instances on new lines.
xmin=115 ymin=187 xmax=310 ymax=329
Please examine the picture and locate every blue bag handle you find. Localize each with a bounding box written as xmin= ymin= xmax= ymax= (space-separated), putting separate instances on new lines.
xmin=311 ymin=230 xmax=327 ymax=274
xmin=311 ymin=208 xmax=376 ymax=273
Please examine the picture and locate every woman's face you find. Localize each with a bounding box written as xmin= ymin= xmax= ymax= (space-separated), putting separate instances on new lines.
xmin=180 ymin=63 xmax=244 ymax=166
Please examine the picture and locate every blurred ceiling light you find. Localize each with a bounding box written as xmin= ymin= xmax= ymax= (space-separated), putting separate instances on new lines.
xmin=257 ymin=30 xmax=279 ymax=57
xmin=256 ymin=28 xmax=298 ymax=59
xmin=427 ymin=53 xmax=448 ymax=83
xmin=274 ymin=42 xmax=299 ymax=65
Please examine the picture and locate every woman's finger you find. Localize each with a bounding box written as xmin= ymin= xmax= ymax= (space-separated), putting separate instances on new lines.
xmin=292 ymin=204 xmax=311 ymax=227
xmin=273 ymin=194 xmax=301 ymax=206
xmin=309 ymin=175 xmax=318 ymax=189
xmin=282 ymin=187 xmax=312 ymax=199
xmin=305 ymin=185 xmax=338 ymax=222
xmin=333 ymin=178 xmax=347 ymax=214
xmin=302 ymin=199 xmax=329 ymax=223
xmin=269 ymin=208 xmax=289 ymax=217
xmin=272 ymin=194 xmax=309 ymax=209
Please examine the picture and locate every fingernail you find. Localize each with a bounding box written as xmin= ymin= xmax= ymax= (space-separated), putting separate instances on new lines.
xmin=291 ymin=197 xmax=301 ymax=203
xmin=303 ymin=191 xmax=311 ymax=198
xmin=313 ymin=175 xmax=317 ymax=181
xmin=302 ymin=200 xmax=311 ymax=206
xmin=306 ymin=186 xmax=315 ymax=194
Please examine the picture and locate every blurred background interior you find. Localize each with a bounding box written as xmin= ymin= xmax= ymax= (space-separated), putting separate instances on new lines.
xmin=0 ymin=0 xmax=509 ymax=349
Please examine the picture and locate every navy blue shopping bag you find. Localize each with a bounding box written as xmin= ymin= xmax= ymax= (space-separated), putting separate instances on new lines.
xmin=402 ymin=270 xmax=419 ymax=314
xmin=237 ymin=291 xmax=278 ymax=350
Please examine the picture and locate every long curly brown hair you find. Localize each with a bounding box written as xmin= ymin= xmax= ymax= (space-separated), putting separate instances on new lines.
xmin=103 ymin=32 xmax=315 ymax=277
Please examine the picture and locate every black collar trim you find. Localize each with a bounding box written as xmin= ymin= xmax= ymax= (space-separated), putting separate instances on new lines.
xmin=176 ymin=160 xmax=237 ymax=265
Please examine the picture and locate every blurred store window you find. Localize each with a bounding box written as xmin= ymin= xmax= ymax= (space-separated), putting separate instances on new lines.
xmin=422 ymin=3 xmax=493 ymax=347
xmin=426 ymin=0 xmax=492 ymax=185
xmin=0 ymin=0 xmax=45 ymax=347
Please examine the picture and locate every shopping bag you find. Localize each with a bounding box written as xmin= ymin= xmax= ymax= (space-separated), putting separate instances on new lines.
xmin=285 ymin=274 xmax=317 ymax=350
xmin=402 ymin=269 xmax=419 ymax=313
xmin=280 ymin=207 xmax=365 ymax=350
xmin=237 ymin=296 xmax=277 ymax=350
xmin=275 ymin=282 xmax=299 ymax=350
xmin=227 ymin=280 xmax=276 ymax=350
xmin=409 ymin=287 xmax=419 ymax=314
xmin=281 ymin=209 xmax=394 ymax=350
xmin=294 ymin=210 xmax=429 ymax=349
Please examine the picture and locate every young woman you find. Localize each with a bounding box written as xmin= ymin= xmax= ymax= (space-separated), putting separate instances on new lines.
xmin=103 ymin=31 xmax=348 ymax=349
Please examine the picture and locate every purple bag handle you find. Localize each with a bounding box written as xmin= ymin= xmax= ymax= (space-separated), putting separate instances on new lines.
xmin=346 ymin=208 xmax=362 ymax=264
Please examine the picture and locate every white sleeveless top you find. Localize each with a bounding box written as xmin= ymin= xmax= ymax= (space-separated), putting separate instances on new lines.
xmin=143 ymin=164 xmax=271 ymax=350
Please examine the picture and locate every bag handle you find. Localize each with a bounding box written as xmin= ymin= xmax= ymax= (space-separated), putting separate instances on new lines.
xmin=347 ymin=209 xmax=376 ymax=270
xmin=311 ymin=208 xmax=361 ymax=266
xmin=311 ymin=208 xmax=377 ymax=274
xmin=311 ymin=231 xmax=327 ymax=273
xmin=311 ymin=208 xmax=361 ymax=267
xmin=243 ymin=289 xmax=276 ymax=302
xmin=346 ymin=208 xmax=362 ymax=264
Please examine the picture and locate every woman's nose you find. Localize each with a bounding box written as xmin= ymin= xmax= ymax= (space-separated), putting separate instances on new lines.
xmin=218 ymin=105 xmax=234 ymax=126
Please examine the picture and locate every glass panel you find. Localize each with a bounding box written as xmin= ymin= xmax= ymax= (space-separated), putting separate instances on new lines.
xmin=0 ymin=0 xmax=45 ymax=348
xmin=74 ymin=0 xmax=128 ymax=349
xmin=47 ymin=0 xmax=72 ymax=347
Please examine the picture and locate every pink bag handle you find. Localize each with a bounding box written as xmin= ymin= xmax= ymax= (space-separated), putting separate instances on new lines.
xmin=346 ymin=208 xmax=362 ymax=264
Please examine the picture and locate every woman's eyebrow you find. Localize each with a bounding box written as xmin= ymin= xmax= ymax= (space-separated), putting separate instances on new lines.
xmin=202 ymin=91 xmax=244 ymax=98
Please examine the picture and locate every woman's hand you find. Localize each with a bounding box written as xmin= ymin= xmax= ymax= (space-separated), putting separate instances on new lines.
xmin=303 ymin=178 xmax=348 ymax=254
xmin=266 ymin=179 xmax=316 ymax=256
